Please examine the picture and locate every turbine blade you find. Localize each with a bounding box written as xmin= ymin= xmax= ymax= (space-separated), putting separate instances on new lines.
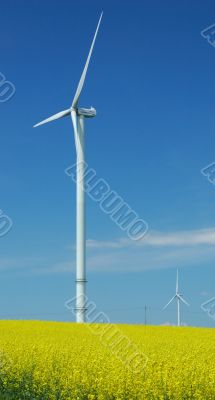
xmin=71 ymin=109 xmax=79 ymax=153
xmin=178 ymin=295 xmax=190 ymax=307
xmin=176 ymin=268 xmax=179 ymax=294
xmin=33 ymin=109 xmax=71 ymax=128
xmin=71 ymin=12 xmax=103 ymax=108
xmin=163 ymin=295 xmax=176 ymax=310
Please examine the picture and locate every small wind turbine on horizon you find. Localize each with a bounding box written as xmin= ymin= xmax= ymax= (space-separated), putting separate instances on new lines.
xmin=163 ymin=269 xmax=190 ymax=327
xmin=33 ymin=13 xmax=103 ymax=323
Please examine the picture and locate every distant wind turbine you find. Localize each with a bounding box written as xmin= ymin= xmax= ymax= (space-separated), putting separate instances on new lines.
xmin=163 ymin=269 xmax=190 ymax=326
xmin=33 ymin=13 xmax=103 ymax=323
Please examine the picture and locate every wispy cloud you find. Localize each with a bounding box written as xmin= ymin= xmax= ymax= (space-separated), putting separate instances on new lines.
xmin=87 ymin=228 xmax=215 ymax=249
xmin=84 ymin=228 xmax=215 ymax=273
xmin=85 ymin=244 xmax=215 ymax=272
xmin=2 ymin=227 xmax=215 ymax=276
xmin=200 ymin=291 xmax=210 ymax=297
xmin=0 ymin=257 xmax=44 ymax=272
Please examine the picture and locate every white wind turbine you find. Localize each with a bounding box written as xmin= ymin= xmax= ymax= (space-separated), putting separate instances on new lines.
xmin=163 ymin=269 xmax=190 ymax=326
xmin=33 ymin=13 xmax=103 ymax=323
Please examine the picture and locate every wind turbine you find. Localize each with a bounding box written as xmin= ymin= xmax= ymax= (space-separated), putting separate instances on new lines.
xmin=33 ymin=13 xmax=103 ymax=323
xmin=163 ymin=269 xmax=190 ymax=326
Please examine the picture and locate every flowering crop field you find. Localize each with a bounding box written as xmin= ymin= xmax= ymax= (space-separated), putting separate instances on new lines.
xmin=0 ymin=321 xmax=214 ymax=399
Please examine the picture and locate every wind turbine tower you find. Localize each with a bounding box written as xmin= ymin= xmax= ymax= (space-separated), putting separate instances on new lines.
xmin=33 ymin=13 xmax=103 ymax=323
xmin=163 ymin=269 xmax=190 ymax=326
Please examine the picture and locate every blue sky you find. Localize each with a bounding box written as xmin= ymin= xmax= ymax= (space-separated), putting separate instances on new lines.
xmin=0 ymin=0 xmax=215 ymax=327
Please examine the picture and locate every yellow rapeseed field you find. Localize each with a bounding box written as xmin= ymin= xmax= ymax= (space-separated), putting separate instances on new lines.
xmin=0 ymin=321 xmax=214 ymax=399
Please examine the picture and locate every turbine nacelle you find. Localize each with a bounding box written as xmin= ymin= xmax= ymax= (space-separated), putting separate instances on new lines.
xmin=77 ymin=107 xmax=96 ymax=118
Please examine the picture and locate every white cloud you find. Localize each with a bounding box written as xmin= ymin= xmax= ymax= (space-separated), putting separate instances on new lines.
xmin=84 ymin=227 xmax=215 ymax=273
xmin=30 ymin=261 xmax=74 ymax=276
xmin=85 ymin=244 xmax=215 ymax=272
xmin=200 ymin=291 xmax=211 ymax=297
xmin=2 ymin=227 xmax=215 ymax=276
xmin=87 ymin=227 xmax=215 ymax=249
xmin=0 ymin=257 xmax=44 ymax=272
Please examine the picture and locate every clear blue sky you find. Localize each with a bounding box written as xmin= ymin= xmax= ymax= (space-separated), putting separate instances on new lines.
xmin=0 ymin=0 xmax=215 ymax=327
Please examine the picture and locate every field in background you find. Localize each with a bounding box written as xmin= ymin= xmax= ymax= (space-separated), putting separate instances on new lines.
xmin=0 ymin=321 xmax=214 ymax=399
